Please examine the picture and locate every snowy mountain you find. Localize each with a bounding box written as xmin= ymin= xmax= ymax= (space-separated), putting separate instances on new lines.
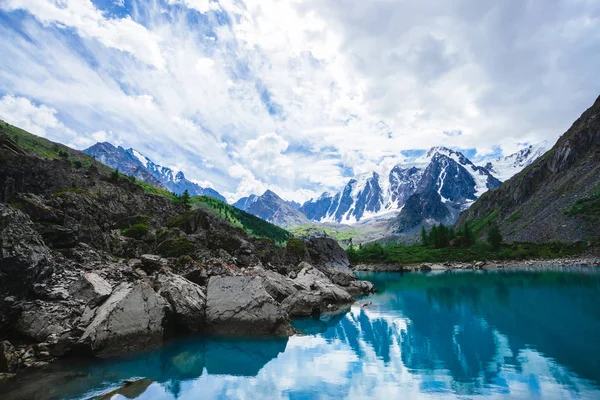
xmin=233 ymin=190 xmax=309 ymax=228
xmin=301 ymin=146 xmax=501 ymax=228
xmin=480 ymin=141 xmax=549 ymax=181
xmin=83 ymin=142 xmax=226 ymax=201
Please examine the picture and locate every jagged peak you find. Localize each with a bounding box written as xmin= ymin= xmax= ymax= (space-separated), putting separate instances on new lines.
xmin=425 ymin=145 xmax=454 ymax=158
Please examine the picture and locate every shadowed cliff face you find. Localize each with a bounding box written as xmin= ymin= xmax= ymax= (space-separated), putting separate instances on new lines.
xmin=457 ymin=95 xmax=600 ymax=242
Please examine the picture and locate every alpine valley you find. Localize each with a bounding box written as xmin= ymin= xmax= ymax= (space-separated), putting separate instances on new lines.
xmin=226 ymin=144 xmax=551 ymax=245
xmin=81 ymin=139 xmax=549 ymax=243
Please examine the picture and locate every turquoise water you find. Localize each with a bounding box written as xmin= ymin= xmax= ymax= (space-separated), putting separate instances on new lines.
xmin=2 ymin=267 xmax=600 ymax=399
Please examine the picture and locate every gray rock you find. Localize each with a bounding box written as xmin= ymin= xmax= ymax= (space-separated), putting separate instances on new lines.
xmin=281 ymin=291 xmax=322 ymax=317
xmin=420 ymin=264 xmax=432 ymax=272
xmin=306 ymin=238 xmax=355 ymax=286
xmin=69 ymin=272 xmax=112 ymax=306
xmin=294 ymin=263 xmax=353 ymax=304
xmin=16 ymin=301 xmax=74 ymax=342
xmin=0 ymin=204 xmax=53 ymax=298
xmin=154 ymin=272 xmax=206 ymax=332
xmin=0 ymin=341 xmax=19 ymax=373
xmin=77 ymin=281 xmax=167 ymax=357
xmin=140 ymin=254 xmax=168 ymax=273
xmin=255 ymin=268 xmax=299 ymax=302
xmin=345 ymin=280 xmax=375 ymax=297
xmin=206 ymin=276 xmax=294 ymax=336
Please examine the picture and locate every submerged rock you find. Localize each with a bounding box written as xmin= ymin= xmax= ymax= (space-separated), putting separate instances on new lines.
xmin=206 ymin=276 xmax=294 ymax=336
xmin=0 ymin=341 xmax=19 ymax=373
xmin=77 ymin=282 xmax=167 ymax=357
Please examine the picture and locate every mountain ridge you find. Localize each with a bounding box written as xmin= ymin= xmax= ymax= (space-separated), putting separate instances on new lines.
xmin=84 ymin=142 xmax=225 ymax=201
xmin=233 ymin=190 xmax=309 ymax=228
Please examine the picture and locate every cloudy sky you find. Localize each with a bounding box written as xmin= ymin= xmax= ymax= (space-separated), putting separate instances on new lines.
xmin=0 ymin=0 xmax=598 ymax=202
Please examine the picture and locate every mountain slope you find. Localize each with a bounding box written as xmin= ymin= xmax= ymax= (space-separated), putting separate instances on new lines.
xmin=457 ymin=95 xmax=600 ymax=242
xmin=388 ymin=150 xmax=501 ymax=233
xmin=84 ymin=142 xmax=225 ymax=201
xmin=234 ymin=190 xmax=309 ymax=228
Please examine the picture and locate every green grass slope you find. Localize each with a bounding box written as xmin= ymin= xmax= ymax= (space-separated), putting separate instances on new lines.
xmin=1 ymin=119 xmax=292 ymax=243
xmin=191 ymin=196 xmax=293 ymax=243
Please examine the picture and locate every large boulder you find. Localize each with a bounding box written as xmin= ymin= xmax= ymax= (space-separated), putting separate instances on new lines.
xmin=69 ymin=272 xmax=112 ymax=306
xmin=344 ymin=280 xmax=375 ymax=297
xmin=77 ymin=281 xmax=167 ymax=357
xmin=206 ymin=276 xmax=294 ymax=336
xmin=294 ymin=262 xmax=353 ymax=304
xmin=255 ymin=268 xmax=300 ymax=303
xmin=154 ymin=272 xmax=206 ymax=332
xmin=305 ymin=238 xmax=355 ymax=286
xmin=0 ymin=204 xmax=53 ymax=297
xmin=281 ymin=291 xmax=322 ymax=317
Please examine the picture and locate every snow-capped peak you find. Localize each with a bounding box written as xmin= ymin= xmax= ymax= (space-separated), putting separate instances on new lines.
xmin=481 ymin=141 xmax=549 ymax=181
xmin=129 ymin=148 xmax=152 ymax=166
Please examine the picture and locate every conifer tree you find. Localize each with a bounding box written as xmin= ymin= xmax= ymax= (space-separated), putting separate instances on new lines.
xmin=429 ymin=225 xmax=438 ymax=247
xmin=487 ymin=224 xmax=503 ymax=250
xmin=180 ymin=189 xmax=191 ymax=210
xmin=421 ymin=226 xmax=428 ymax=246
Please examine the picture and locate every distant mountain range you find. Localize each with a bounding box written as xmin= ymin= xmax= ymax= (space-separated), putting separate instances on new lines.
xmin=83 ymin=142 xmax=225 ymax=201
xmin=298 ymin=143 xmax=548 ymax=233
xmin=84 ymin=139 xmax=549 ymax=233
xmin=233 ymin=142 xmax=548 ymax=232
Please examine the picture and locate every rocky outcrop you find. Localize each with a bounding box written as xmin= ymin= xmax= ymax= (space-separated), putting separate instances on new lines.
xmin=77 ymin=282 xmax=167 ymax=357
xmin=306 ymin=237 xmax=355 ymax=286
xmin=154 ymin=272 xmax=206 ymax=332
xmin=0 ymin=204 xmax=53 ymax=298
xmin=255 ymin=268 xmax=300 ymax=303
xmin=206 ymin=276 xmax=294 ymax=336
xmin=69 ymin=272 xmax=112 ymax=307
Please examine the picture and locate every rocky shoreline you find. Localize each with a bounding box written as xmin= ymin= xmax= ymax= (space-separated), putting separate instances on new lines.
xmin=0 ymin=138 xmax=375 ymax=379
xmin=354 ymin=256 xmax=600 ymax=272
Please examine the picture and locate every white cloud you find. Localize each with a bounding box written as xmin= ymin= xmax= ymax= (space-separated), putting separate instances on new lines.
xmin=0 ymin=94 xmax=62 ymax=137
xmin=167 ymin=0 xmax=220 ymax=14
xmin=91 ymin=130 xmax=108 ymax=142
xmin=1 ymin=0 xmax=165 ymax=68
xmin=0 ymin=0 xmax=598 ymax=202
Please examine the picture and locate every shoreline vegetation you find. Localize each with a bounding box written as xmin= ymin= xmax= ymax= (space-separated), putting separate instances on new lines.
xmin=347 ymin=222 xmax=600 ymax=271
xmin=354 ymin=255 xmax=600 ymax=272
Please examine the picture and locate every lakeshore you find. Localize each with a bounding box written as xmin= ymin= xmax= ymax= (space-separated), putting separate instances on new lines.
xmin=354 ymin=255 xmax=600 ymax=272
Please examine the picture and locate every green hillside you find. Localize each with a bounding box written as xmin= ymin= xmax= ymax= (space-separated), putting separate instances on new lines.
xmin=1 ymin=119 xmax=291 ymax=243
xmin=191 ymin=196 xmax=293 ymax=243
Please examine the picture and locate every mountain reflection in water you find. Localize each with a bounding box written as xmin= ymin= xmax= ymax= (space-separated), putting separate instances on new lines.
xmin=1 ymin=267 xmax=599 ymax=400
